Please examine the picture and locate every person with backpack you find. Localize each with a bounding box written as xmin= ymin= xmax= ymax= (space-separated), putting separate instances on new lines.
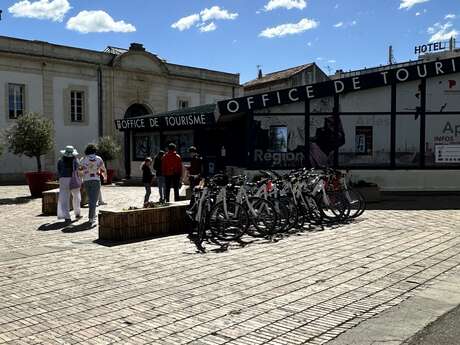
xmin=162 ymin=143 xmax=183 ymax=202
xmin=153 ymin=150 xmax=166 ymax=203
xmin=57 ymin=145 xmax=81 ymax=222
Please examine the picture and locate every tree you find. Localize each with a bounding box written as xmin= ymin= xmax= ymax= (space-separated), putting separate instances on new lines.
xmin=5 ymin=113 xmax=54 ymax=172
xmin=97 ymin=136 xmax=121 ymax=166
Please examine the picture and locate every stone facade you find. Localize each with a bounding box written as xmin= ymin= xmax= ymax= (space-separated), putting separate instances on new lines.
xmin=0 ymin=36 xmax=240 ymax=182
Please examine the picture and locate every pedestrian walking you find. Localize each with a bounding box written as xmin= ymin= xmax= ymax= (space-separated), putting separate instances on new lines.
xmin=153 ymin=150 xmax=166 ymax=203
xmin=57 ymin=145 xmax=82 ymax=222
xmin=79 ymin=144 xmax=106 ymax=226
xmin=187 ymin=146 xmax=203 ymax=190
xmin=162 ymin=143 xmax=183 ymax=202
xmin=141 ymin=157 xmax=154 ymax=205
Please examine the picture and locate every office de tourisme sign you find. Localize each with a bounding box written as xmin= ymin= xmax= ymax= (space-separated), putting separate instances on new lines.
xmin=218 ymin=56 xmax=460 ymax=115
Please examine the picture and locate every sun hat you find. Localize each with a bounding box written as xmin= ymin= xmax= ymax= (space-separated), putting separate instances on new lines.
xmin=60 ymin=145 xmax=79 ymax=157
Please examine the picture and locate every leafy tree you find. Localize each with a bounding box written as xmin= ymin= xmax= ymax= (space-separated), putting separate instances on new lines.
xmin=97 ymin=136 xmax=121 ymax=166
xmin=5 ymin=113 xmax=54 ymax=172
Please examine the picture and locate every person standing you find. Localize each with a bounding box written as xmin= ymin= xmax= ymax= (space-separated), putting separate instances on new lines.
xmin=141 ymin=157 xmax=153 ymax=205
xmin=187 ymin=146 xmax=203 ymax=190
xmin=153 ymin=150 xmax=166 ymax=203
xmin=162 ymin=143 xmax=183 ymax=202
xmin=80 ymin=144 xmax=106 ymax=226
xmin=57 ymin=146 xmax=81 ymax=222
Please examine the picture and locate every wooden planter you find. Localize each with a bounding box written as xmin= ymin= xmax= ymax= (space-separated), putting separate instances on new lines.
xmin=42 ymin=187 xmax=88 ymax=215
xmin=98 ymin=201 xmax=191 ymax=242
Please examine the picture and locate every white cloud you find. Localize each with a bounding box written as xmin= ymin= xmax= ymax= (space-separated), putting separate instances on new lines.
xmin=199 ymin=22 xmax=217 ymax=32
xmin=399 ymin=0 xmax=429 ymax=10
xmin=351 ymin=20 xmax=357 ymax=26
xmin=307 ymin=41 xmax=312 ymax=46
xmin=328 ymin=59 xmax=336 ymax=63
xmin=334 ymin=20 xmax=356 ymax=28
xmin=445 ymin=14 xmax=456 ymax=20
xmin=259 ymin=18 xmax=319 ymax=38
xmin=334 ymin=4 xmax=339 ymax=9
xmin=264 ymin=0 xmax=307 ymax=11
xmin=316 ymin=57 xmax=323 ymax=61
xmin=333 ymin=22 xmax=343 ymax=28
xmin=172 ymin=6 xmax=238 ymax=32
xmin=427 ymin=22 xmax=458 ymax=42
xmin=415 ymin=12 xmax=421 ymax=16
xmin=8 ymin=0 xmax=71 ymax=22
xmin=66 ymin=10 xmax=136 ymax=33
xmin=200 ymin=6 xmax=238 ymax=21
xmin=171 ymin=14 xmax=200 ymax=31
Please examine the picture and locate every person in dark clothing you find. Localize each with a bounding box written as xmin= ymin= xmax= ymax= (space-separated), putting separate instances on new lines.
xmin=153 ymin=150 xmax=165 ymax=203
xmin=162 ymin=143 xmax=183 ymax=202
xmin=140 ymin=157 xmax=153 ymax=205
xmin=187 ymin=146 xmax=203 ymax=190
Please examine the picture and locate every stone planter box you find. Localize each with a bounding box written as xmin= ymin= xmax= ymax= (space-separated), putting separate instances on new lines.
xmin=42 ymin=187 xmax=88 ymax=216
xmin=98 ymin=201 xmax=191 ymax=242
xmin=355 ymin=186 xmax=381 ymax=203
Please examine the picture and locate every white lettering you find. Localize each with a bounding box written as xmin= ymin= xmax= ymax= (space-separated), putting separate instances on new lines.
xmin=276 ymin=92 xmax=282 ymax=104
xmin=149 ymin=117 xmax=159 ymax=127
xmin=416 ymin=64 xmax=427 ymax=78
xmin=261 ymin=94 xmax=270 ymax=107
xmin=288 ymin=88 xmax=299 ymax=102
xmin=352 ymin=77 xmax=361 ymax=90
xmin=247 ymin=97 xmax=255 ymax=110
xmin=306 ymin=85 xmax=315 ymax=98
xmin=435 ymin=61 xmax=444 ymax=75
xmin=227 ymin=100 xmax=240 ymax=113
xmin=396 ymin=68 xmax=409 ymax=82
xmin=334 ymin=80 xmax=345 ymax=93
xmin=200 ymin=114 xmax=206 ymax=124
xmin=380 ymin=71 xmax=389 ymax=85
xmin=254 ymin=149 xmax=263 ymax=161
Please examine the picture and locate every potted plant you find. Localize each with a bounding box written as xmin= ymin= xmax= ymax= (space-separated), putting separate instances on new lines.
xmin=97 ymin=136 xmax=121 ymax=184
xmin=5 ymin=113 xmax=55 ymax=197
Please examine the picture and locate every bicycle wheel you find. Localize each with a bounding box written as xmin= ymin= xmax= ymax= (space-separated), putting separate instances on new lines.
xmin=245 ymin=197 xmax=278 ymax=237
xmin=317 ymin=192 xmax=349 ymax=222
xmin=209 ymin=201 xmax=249 ymax=241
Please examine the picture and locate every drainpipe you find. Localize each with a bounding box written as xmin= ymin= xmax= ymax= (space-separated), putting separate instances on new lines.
xmin=97 ymin=65 xmax=103 ymax=137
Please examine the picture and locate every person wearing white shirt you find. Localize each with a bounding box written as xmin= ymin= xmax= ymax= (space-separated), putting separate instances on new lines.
xmin=79 ymin=144 xmax=106 ymax=226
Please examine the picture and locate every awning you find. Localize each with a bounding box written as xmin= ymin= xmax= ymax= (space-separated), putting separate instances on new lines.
xmin=115 ymin=104 xmax=216 ymax=131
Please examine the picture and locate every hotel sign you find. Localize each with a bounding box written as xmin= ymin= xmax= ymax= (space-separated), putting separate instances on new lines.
xmin=115 ymin=113 xmax=215 ymax=131
xmin=218 ymin=56 xmax=460 ymax=116
xmin=414 ymin=42 xmax=448 ymax=55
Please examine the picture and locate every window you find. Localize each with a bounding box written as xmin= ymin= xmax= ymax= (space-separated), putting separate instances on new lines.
xmin=269 ymin=126 xmax=288 ymax=152
xmin=177 ymin=99 xmax=189 ymax=109
xmin=8 ymin=83 xmax=25 ymax=119
xmin=133 ymin=133 xmax=160 ymax=161
xmin=355 ymin=126 xmax=373 ymax=156
xmin=70 ymin=91 xmax=84 ymax=122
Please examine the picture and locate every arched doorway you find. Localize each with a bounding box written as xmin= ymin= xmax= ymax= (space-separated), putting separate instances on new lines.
xmin=124 ymin=103 xmax=151 ymax=178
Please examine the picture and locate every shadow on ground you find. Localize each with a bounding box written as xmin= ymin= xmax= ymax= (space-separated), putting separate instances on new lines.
xmin=367 ymin=193 xmax=460 ymax=210
xmin=62 ymin=222 xmax=96 ymax=233
xmin=0 ymin=196 xmax=35 ymax=205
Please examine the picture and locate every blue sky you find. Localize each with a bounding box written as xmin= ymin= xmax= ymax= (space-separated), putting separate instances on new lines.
xmin=0 ymin=0 xmax=459 ymax=83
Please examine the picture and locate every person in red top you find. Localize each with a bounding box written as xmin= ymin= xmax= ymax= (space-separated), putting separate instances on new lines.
xmin=162 ymin=143 xmax=183 ymax=202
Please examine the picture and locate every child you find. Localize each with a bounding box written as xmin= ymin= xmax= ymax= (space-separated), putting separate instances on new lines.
xmin=141 ymin=157 xmax=154 ymax=205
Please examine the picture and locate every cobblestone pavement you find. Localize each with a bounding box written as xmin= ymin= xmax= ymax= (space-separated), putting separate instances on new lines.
xmin=1 ymin=185 xmax=460 ymax=345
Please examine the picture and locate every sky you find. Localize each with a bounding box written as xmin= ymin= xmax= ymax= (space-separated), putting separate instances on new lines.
xmin=0 ymin=0 xmax=459 ymax=83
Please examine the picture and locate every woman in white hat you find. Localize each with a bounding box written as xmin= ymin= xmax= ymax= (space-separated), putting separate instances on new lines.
xmin=57 ymin=145 xmax=82 ymax=222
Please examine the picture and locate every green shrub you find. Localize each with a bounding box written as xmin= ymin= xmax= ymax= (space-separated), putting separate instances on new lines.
xmin=97 ymin=136 xmax=121 ymax=166
xmin=5 ymin=113 xmax=54 ymax=172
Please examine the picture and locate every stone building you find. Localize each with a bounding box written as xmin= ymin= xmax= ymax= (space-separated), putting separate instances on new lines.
xmin=0 ymin=35 xmax=240 ymax=182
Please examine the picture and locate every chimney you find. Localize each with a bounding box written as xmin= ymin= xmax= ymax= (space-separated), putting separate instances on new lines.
xmin=258 ymin=68 xmax=263 ymax=79
xmin=129 ymin=43 xmax=145 ymax=52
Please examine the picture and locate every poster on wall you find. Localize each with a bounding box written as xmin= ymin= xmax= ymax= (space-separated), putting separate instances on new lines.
xmin=435 ymin=145 xmax=460 ymax=163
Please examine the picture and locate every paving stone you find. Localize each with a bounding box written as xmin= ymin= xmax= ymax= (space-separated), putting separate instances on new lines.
xmin=0 ymin=186 xmax=460 ymax=344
